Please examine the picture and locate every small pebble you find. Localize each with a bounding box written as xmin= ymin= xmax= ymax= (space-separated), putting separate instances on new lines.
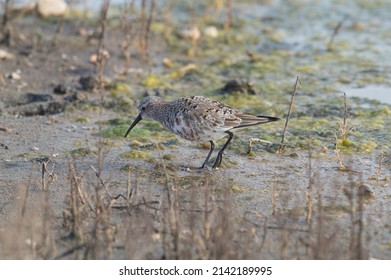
xmin=203 ymin=26 xmax=218 ymax=38
xmin=0 ymin=49 xmax=14 ymax=60
xmin=178 ymin=26 xmax=200 ymax=41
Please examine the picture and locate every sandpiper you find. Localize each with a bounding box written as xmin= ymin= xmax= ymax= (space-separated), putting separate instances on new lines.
xmin=125 ymin=96 xmax=280 ymax=169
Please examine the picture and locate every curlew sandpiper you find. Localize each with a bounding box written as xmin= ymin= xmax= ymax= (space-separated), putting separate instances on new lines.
xmin=125 ymin=96 xmax=279 ymax=169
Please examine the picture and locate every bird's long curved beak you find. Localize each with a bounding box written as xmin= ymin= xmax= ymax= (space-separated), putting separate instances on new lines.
xmin=124 ymin=114 xmax=142 ymax=137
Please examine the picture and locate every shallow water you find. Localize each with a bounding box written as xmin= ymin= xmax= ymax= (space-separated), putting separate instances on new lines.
xmin=346 ymin=86 xmax=391 ymax=105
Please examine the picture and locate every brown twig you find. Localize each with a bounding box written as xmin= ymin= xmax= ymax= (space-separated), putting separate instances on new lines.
xmin=277 ymin=75 xmax=301 ymax=154
xmin=91 ymin=165 xmax=113 ymax=199
xmin=41 ymin=161 xmax=56 ymax=191
xmin=314 ymin=174 xmax=324 ymax=259
xmin=272 ymin=179 xmax=277 ymax=215
xmin=144 ymin=0 xmax=155 ymax=58
xmin=334 ymin=92 xmax=354 ymax=171
xmin=327 ymin=16 xmax=348 ymax=51
xmin=355 ymin=187 xmax=365 ymax=259
xmin=138 ymin=0 xmax=155 ymax=59
xmin=117 ymin=1 xmax=136 ymax=71
xmin=224 ymin=0 xmax=233 ymax=32
xmin=1 ymin=0 xmax=10 ymax=27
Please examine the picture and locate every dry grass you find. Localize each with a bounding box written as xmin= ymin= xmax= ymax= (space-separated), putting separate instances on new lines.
xmin=0 ymin=144 xmax=375 ymax=259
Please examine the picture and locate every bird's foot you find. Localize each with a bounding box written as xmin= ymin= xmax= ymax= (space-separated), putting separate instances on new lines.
xmin=212 ymin=154 xmax=223 ymax=169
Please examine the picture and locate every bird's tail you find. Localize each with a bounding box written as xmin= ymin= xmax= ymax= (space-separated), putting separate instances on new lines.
xmin=234 ymin=115 xmax=280 ymax=129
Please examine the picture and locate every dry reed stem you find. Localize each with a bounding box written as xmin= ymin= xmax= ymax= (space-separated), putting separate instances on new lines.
xmin=21 ymin=162 xmax=35 ymax=217
xmin=314 ymin=173 xmax=324 ymax=259
xmin=138 ymin=0 xmax=155 ymax=59
xmin=204 ymin=0 xmax=223 ymax=20
xmin=126 ymin=165 xmax=133 ymax=206
xmin=272 ymin=186 xmax=277 ymax=216
xmin=333 ymin=133 xmax=346 ymax=171
xmin=144 ymin=0 xmax=155 ymax=58
xmin=91 ymin=165 xmax=113 ymax=199
xmin=95 ymin=0 xmax=110 ymax=88
xmin=376 ymin=150 xmax=384 ymax=182
xmin=38 ymin=191 xmax=56 ymax=259
xmin=338 ymin=92 xmax=353 ymax=139
xmin=0 ymin=0 xmax=12 ymax=46
xmin=277 ymin=75 xmax=301 ymax=154
xmin=139 ymin=0 xmax=147 ymax=57
xmin=68 ymin=159 xmax=94 ymax=210
xmin=161 ymin=158 xmax=180 ymax=259
xmin=117 ymin=1 xmax=135 ymax=68
xmin=306 ymin=143 xmax=314 ymax=224
xmin=351 ymin=170 xmax=366 ymax=259
xmin=224 ymin=0 xmax=233 ymax=32
xmin=66 ymin=163 xmax=86 ymax=248
xmin=327 ymin=17 xmax=347 ymax=51
xmin=41 ymin=161 xmax=56 ymax=191
xmin=355 ymin=191 xmax=365 ymax=259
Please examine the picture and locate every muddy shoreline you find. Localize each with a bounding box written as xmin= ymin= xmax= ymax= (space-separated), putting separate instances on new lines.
xmin=1 ymin=0 xmax=390 ymax=259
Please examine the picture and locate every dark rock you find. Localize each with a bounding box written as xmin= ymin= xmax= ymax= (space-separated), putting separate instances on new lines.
xmin=23 ymin=93 xmax=53 ymax=104
xmin=53 ymin=83 xmax=68 ymax=95
xmin=289 ymin=153 xmax=299 ymax=158
xmin=219 ymin=79 xmax=258 ymax=95
xmin=0 ymin=143 xmax=9 ymax=150
xmin=79 ymin=75 xmax=97 ymax=91
xmin=17 ymin=101 xmax=66 ymax=116
xmin=64 ymin=92 xmax=79 ymax=102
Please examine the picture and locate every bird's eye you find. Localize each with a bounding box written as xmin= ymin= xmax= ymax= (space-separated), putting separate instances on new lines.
xmin=141 ymin=106 xmax=146 ymax=110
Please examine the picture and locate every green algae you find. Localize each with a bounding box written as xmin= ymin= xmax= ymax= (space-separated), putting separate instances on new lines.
xmin=162 ymin=154 xmax=174 ymax=160
xmin=120 ymin=150 xmax=152 ymax=159
xmin=141 ymin=73 xmax=166 ymax=88
xmin=97 ymin=125 xmax=130 ymax=138
xmin=110 ymin=82 xmax=131 ymax=96
xmin=98 ymin=118 xmax=129 ymax=126
xmin=231 ymin=185 xmax=245 ymax=193
xmin=95 ymin=116 xmax=170 ymax=140
xmin=359 ymin=141 xmax=378 ymax=154
xmin=75 ymin=117 xmax=90 ymax=123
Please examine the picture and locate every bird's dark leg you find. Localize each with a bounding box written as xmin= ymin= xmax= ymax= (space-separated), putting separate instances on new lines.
xmin=213 ymin=131 xmax=234 ymax=169
xmin=199 ymin=140 xmax=215 ymax=169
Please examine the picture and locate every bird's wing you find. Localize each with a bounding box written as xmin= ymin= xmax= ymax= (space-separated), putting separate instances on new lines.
xmin=176 ymin=97 xmax=237 ymax=131
xmin=178 ymin=96 xmax=278 ymax=132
